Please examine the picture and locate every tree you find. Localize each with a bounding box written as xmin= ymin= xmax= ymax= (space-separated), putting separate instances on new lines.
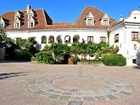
xmin=0 ymin=29 xmax=8 ymax=47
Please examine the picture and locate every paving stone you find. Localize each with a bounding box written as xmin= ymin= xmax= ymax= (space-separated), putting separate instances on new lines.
xmin=27 ymin=75 xmax=133 ymax=101
xmin=83 ymin=97 xmax=95 ymax=101
xmin=95 ymin=96 xmax=106 ymax=100
xmin=48 ymin=94 xmax=60 ymax=99
xmin=70 ymin=89 xmax=78 ymax=92
xmin=68 ymin=101 xmax=82 ymax=105
xmin=110 ymin=89 xmax=118 ymax=92
xmin=105 ymin=95 xmax=118 ymax=100
xmin=54 ymin=91 xmax=62 ymax=94
xmin=59 ymin=96 xmax=71 ymax=100
xmin=47 ymin=89 xmax=55 ymax=92
xmin=71 ymin=97 xmax=82 ymax=101
xmin=62 ymin=92 xmax=72 ymax=96
xmin=120 ymin=91 xmax=131 ymax=95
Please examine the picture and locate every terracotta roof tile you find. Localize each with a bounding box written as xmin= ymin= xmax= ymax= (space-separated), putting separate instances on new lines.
xmin=75 ymin=7 xmax=116 ymax=29
xmin=0 ymin=9 xmax=52 ymax=30
xmin=0 ymin=6 xmax=117 ymax=30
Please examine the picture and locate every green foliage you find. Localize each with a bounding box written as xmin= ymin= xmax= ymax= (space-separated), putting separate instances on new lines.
xmin=43 ymin=45 xmax=50 ymax=51
xmin=102 ymin=54 xmax=126 ymax=66
xmin=49 ymin=43 xmax=70 ymax=63
xmin=34 ymin=51 xmax=55 ymax=64
xmin=34 ymin=42 xmax=120 ymax=64
xmin=0 ymin=29 xmax=13 ymax=47
xmin=71 ymin=54 xmax=80 ymax=64
xmin=16 ymin=37 xmax=36 ymax=50
xmin=14 ymin=49 xmax=31 ymax=60
xmin=16 ymin=37 xmax=37 ymax=55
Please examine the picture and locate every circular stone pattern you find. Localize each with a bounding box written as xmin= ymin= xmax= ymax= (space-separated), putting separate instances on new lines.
xmin=27 ymin=75 xmax=133 ymax=101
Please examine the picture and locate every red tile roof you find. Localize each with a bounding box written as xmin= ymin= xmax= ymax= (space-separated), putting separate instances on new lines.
xmin=0 ymin=7 xmax=117 ymax=30
xmin=75 ymin=7 xmax=116 ymax=29
xmin=0 ymin=9 xmax=52 ymax=30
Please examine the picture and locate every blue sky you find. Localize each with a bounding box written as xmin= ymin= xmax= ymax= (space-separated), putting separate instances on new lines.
xmin=0 ymin=0 xmax=140 ymax=22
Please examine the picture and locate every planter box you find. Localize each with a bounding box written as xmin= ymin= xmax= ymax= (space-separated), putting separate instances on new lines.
xmin=0 ymin=48 xmax=5 ymax=60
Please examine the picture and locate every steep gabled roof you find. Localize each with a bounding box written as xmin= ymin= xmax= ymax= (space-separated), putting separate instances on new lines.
xmin=0 ymin=9 xmax=53 ymax=30
xmin=0 ymin=6 xmax=117 ymax=30
xmin=75 ymin=7 xmax=116 ymax=29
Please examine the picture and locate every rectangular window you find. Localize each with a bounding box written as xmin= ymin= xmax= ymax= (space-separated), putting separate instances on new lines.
xmin=86 ymin=18 xmax=94 ymax=26
xmin=87 ymin=36 xmax=94 ymax=42
xmin=29 ymin=22 xmax=34 ymax=28
xmin=102 ymin=19 xmax=109 ymax=26
xmin=114 ymin=34 xmax=119 ymax=43
xmin=132 ymin=32 xmax=139 ymax=41
xmin=15 ymin=22 xmax=20 ymax=28
xmin=100 ymin=37 xmax=106 ymax=42
xmin=134 ymin=44 xmax=137 ymax=50
xmin=103 ymin=20 xmax=108 ymax=25
xmin=17 ymin=23 xmax=19 ymax=28
xmin=0 ymin=24 xmax=3 ymax=28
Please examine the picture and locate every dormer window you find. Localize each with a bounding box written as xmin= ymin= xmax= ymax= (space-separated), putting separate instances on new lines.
xmin=0 ymin=18 xmax=5 ymax=28
xmin=85 ymin=12 xmax=94 ymax=26
xmin=86 ymin=18 xmax=94 ymax=26
xmin=28 ymin=16 xmax=35 ymax=28
xmin=14 ymin=17 xmax=21 ymax=28
xmin=102 ymin=19 xmax=109 ymax=26
xmin=15 ymin=22 xmax=20 ymax=28
xmin=14 ymin=11 xmax=21 ymax=19
xmin=101 ymin=14 xmax=110 ymax=26
xmin=28 ymin=21 xmax=35 ymax=28
xmin=28 ymin=9 xmax=34 ymax=19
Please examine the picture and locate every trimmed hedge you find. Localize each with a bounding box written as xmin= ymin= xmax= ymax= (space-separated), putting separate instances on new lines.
xmin=102 ymin=54 xmax=126 ymax=66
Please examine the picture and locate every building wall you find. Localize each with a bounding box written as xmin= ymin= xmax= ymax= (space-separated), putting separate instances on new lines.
xmin=7 ymin=29 xmax=107 ymax=49
xmin=110 ymin=24 xmax=140 ymax=65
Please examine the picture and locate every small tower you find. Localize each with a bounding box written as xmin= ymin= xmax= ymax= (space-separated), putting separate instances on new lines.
xmin=27 ymin=5 xmax=31 ymax=14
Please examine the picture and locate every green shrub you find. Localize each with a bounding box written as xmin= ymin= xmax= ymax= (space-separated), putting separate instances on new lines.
xmin=102 ymin=54 xmax=126 ymax=66
xmin=14 ymin=49 xmax=31 ymax=60
xmin=34 ymin=51 xmax=55 ymax=64
xmin=71 ymin=55 xmax=80 ymax=64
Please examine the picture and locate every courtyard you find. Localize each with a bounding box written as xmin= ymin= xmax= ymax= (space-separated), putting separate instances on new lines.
xmin=0 ymin=62 xmax=140 ymax=105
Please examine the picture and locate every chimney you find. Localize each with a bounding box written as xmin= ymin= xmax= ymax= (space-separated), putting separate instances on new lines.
xmin=119 ymin=16 xmax=124 ymax=21
xmin=27 ymin=5 xmax=31 ymax=14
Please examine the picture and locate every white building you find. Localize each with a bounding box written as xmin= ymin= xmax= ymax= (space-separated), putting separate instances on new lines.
xmin=110 ymin=9 xmax=140 ymax=65
xmin=0 ymin=5 xmax=140 ymax=65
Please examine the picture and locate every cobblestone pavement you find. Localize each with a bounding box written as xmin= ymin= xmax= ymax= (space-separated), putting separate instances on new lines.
xmin=0 ymin=62 xmax=140 ymax=105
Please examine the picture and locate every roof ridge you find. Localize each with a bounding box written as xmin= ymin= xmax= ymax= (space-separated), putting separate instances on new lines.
xmin=2 ymin=8 xmax=44 ymax=13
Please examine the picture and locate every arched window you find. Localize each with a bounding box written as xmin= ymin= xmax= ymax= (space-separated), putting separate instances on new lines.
xmin=57 ymin=35 xmax=62 ymax=43
xmin=64 ymin=35 xmax=71 ymax=43
xmin=41 ymin=36 xmax=47 ymax=44
xmin=73 ymin=35 xmax=80 ymax=43
xmin=48 ymin=36 xmax=54 ymax=43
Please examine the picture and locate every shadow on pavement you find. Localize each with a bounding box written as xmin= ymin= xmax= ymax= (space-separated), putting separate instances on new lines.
xmin=133 ymin=66 xmax=140 ymax=69
xmin=0 ymin=60 xmax=30 ymax=64
xmin=0 ymin=72 xmax=26 ymax=80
